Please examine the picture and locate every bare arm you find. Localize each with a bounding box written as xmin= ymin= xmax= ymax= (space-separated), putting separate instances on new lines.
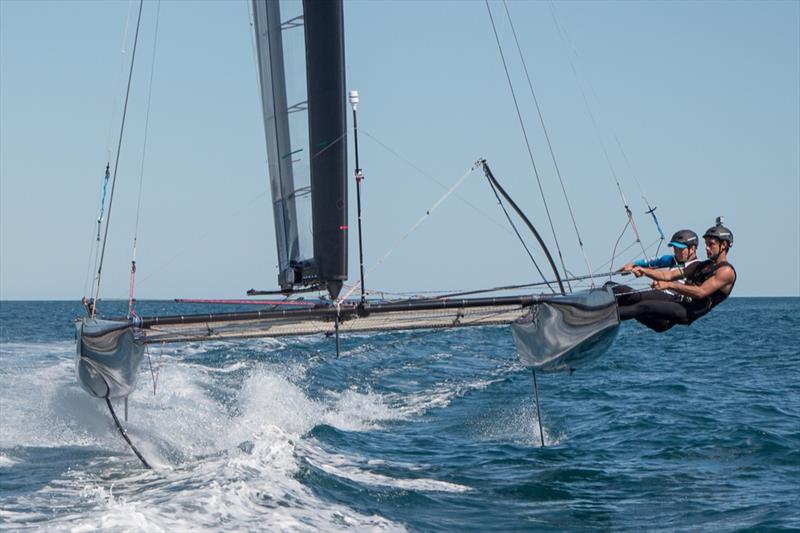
xmin=653 ymin=266 xmax=735 ymax=299
xmin=631 ymin=266 xmax=684 ymax=282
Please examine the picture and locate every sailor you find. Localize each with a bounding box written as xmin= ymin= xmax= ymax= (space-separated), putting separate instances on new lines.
xmin=614 ymin=218 xmax=736 ymax=332
xmin=620 ymin=229 xmax=700 ymax=272
xmin=612 ymin=229 xmax=700 ymax=331
xmin=81 ymin=296 xmax=95 ymax=316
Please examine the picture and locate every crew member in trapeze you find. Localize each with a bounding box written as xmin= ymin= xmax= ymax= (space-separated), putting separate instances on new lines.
xmin=610 ymin=228 xmax=701 ymax=331
xmin=620 ymin=229 xmax=701 ymax=272
xmin=613 ymin=218 xmax=736 ymax=332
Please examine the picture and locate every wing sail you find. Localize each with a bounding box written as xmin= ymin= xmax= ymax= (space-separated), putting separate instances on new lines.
xmin=252 ymin=0 xmax=347 ymax=296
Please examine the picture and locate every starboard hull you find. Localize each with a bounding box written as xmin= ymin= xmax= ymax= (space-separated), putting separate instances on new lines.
xmin=511 ymin=287 xmax=620 ymax=372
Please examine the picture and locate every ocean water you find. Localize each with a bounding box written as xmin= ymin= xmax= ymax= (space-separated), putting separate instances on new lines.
xmin=0 ymin=298 xmax=798 ymax=531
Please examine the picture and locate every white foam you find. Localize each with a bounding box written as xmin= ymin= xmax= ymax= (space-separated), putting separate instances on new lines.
xmin=305 ymin=450 xmax=471 ymax=493
xmin=0 ymin=333 xmax=524 ymax=530
xmin=0 ymin=357 xmax=116 ymax=448
xmin=8 ymin=424 xmax=406 ymax=532
xmin=322 ymin=388 xmax=406 ymax=431
xmin=0 ymin=340 xmax=74 ymax=360
xmin=389 ymin=376 xmax=507 ymax=418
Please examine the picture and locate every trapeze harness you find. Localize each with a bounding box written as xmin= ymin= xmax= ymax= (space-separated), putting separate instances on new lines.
xmin=614 ymin=260 xmax=736 ymax=332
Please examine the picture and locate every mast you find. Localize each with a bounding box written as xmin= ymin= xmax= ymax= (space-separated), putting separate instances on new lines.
xmin=303 ymin=0 xmax=348 ymax=300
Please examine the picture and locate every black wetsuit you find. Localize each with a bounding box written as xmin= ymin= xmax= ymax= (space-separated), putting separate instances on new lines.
xmin=614 ymin=260 xmax=736 ymax=332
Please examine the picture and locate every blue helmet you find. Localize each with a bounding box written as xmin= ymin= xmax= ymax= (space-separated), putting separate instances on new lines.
xmin=668 ymin=229 xmax=699 ymax=249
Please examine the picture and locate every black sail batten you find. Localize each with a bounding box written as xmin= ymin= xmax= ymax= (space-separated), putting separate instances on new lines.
xmin=304 ymin=0 xmax=348 ymax=300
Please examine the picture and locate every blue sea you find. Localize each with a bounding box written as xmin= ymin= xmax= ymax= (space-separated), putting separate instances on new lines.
xmin=1 ymin=298 xmax=798 ymax=531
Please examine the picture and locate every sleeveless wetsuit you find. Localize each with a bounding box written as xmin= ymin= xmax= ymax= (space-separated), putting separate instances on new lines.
xmin=614 ymin=260 xmax=736 ymax=332
xmin=681 ymin=260 xmax=737 ymax=322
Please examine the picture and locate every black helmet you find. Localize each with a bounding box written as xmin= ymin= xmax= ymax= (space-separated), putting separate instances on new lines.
xmin=668 ymin=229 xmax=699 ymax=249
xmin=703 ymin=216 xmax=733 ymax=247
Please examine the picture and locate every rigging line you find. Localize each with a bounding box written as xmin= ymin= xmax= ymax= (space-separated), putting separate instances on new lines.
xmin=546 ymin=4 xmax=663 ymax=248
xmin=91 ymin=0 xmax=145 ymax=314
xmin=594 ymin=235 xmax=661 ymax=277
xmin=82 ymin=226 xmax=98 ymax=297
xmin=485 ymin=1 xmax=571 ymax=287
xmin=608 ymin=218 xmax=631 ymax=282
xmin=378 ymin=263 xmax=644 ymax=300
xmin=613 ymin=133 xmax=666 ymax=256
xmin=125 ymin=189 xmax=270 ymax=295
xmin=84 ymin=165 xmax=111 ymax=297
xmin=613 ymin=133 xmax=652 ymax=213
xmin=104 ymin=0 xmax=136 ymax=162
xmin=355 ymin=268 xmax=609 ymax=299
xmin=245 ymin=0 xmax=260 ymax=87
xmin=546 ymin=1 xmax=649 ymax=261
xmin=400 ymin=271 xmax=616 ymax=301
xmin=115 ymin=132 xmax=347 ymax=300
xmin=359 ymin=129 xmax=515 ymax=238
xmin=501 ymin=0 xmax=594 ymax=288
xmin=350 ymin=265 xmax=637 ymax=300
xmin=124 ymin=129 xmax=348 ymax=298
xmin=132 ymin=0 xmax=161 ymax=242
xmin=484 ymin=170 xmax=555 ymax=294
xmin=338 ymin=164 xmax=478 ymax=303
xmin=128 ymin=0 xmax=162 ymax=318
xmin=87 ymin=0 xmax=134 ymax=297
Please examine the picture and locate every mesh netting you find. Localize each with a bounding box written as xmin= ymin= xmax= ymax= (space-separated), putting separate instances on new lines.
xmin=142 ymin=303 xmax=529 ymax=344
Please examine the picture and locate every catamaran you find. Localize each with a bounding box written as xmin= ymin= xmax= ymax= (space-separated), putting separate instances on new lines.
xmin=77 ymin=0 xmax=633 ymax=464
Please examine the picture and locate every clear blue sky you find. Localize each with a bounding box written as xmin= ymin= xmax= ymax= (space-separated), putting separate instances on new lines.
xmin=1 ymin=0 xmax=798 ymax=300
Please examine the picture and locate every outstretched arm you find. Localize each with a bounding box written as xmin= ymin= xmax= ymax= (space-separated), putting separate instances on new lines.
xmin=631 ymin=266 xmax=684 ymax=282
xmin=622 ymin=255 xmax=675 ymax=271
xmin=653 ymin=266 xmax=735 ymax=299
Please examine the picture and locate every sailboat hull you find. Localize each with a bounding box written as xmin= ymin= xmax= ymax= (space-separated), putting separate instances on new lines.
xmin=71 ymin=288 xmax=619 ymax=400
xmin=511 ymin=287 xmax=619 ymax=372
xmin=75 ymin=318 xmax=145 ymax=399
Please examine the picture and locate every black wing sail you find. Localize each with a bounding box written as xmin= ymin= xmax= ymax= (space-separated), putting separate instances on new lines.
xmin=304 ymin=0 xmax=348 ymax=299
xmin=252 ymin=0 xmax=347 ymax=298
